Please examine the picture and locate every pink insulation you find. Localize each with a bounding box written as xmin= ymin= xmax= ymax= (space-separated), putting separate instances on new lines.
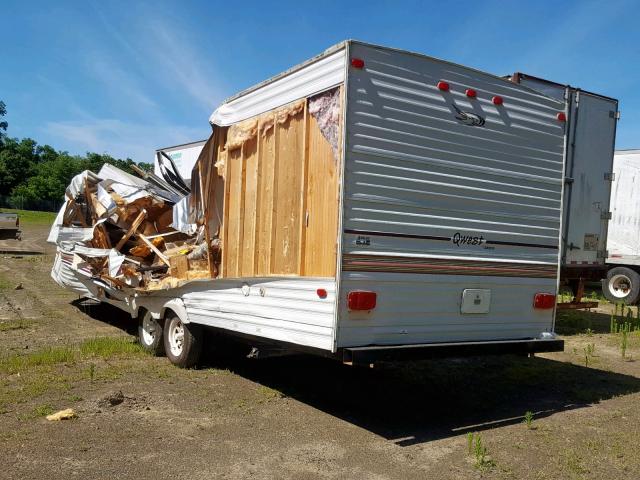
xmin=308 ymin=87 xmax=341 ymax=160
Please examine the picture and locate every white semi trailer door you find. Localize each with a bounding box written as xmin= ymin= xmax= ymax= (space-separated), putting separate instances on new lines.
xmin=515 ymin=75 xmax=618 ymax=267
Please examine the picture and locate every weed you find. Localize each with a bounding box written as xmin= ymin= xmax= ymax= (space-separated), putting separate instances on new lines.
xmin=621 ymin=328 xmax=628 ymax=359
xmin=467 ymin=432 xmax=495 ymax=470
xmin=583 ymin=343 xmax=595 ymax=367
xmin=88 ymin=363 xmax=96 ymax=382
xmin=523 ymin=410 xmax=534 ymax=429
xmin=585 ymin=328 xmax=593 ymax=337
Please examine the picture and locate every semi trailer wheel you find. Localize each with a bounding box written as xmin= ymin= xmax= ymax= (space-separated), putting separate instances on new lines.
xmin=163 ymin=312 xmax=202 ymax=368
xmin=602 ymin=267 xmax=640 ymax=305
xmin=138 ymin=311 xmax=164 ymax=356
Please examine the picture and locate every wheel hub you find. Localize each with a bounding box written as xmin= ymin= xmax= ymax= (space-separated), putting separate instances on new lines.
xmin=141 ymin=316 xmax=156 ymax=346
xmin=609 ymin=274 xmax=632 ymax=299
xmin=168 ymin=318 xmax=185 ymax=357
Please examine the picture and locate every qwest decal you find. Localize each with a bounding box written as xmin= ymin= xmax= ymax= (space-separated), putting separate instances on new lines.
xmin=451 ymin=232 xmax=485 ymax=246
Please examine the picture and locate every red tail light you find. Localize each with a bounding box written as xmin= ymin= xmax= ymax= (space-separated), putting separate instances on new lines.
xmin=465 ymin=88 xmax=477 ymax=98
xmin=492 ymin=95 xmax=503 ymax=105
xmin=348 ymin=291 xmax=377 ymax=311
xmin=316 ymin=288 xmax=327 ymax=299
xmin=557 ymin=112 xmax=566 ymax=122
xmin=351 ymin=58 xmax=365 ymax=69
xmin=437 ymin=81 xmax=450 ymax=91
xmin=533 ymin=293 xmax=556 ymax=309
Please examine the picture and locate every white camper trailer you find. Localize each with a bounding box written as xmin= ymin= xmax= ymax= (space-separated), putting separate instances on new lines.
xmin=50 ymin=41 xmax=566 ymax=367
xmin=603 ymin=150 xmax=640 ymax=304
xmin=507 ymin=73 xmax=618 ymax=307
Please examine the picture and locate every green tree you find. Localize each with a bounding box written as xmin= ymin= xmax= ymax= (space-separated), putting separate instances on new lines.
xmin=0 ymin=101 xmax=7 ymax=145
xmin=0 ymin=137 xmax=41 ymax=196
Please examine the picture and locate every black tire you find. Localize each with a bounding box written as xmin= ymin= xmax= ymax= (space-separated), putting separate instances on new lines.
xmin=137 ymin=310 xmax=165 ymax=356
xmin=163 ymin=312 xmax=202 ymax=368
xmin=602 ymin=267 xmax=640 ymax=305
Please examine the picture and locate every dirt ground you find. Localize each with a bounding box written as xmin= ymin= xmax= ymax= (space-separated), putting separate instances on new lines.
xmin=1 ymin=221 xmax=640 ymax=479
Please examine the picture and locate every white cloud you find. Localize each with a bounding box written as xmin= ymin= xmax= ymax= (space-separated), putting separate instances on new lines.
xmin=141 ymin=20 xmax=225 ymax=109
xmin=44 ymin=117 xmax=208 ymax=163
xmin=86 ymin=58 xmax=158 ymax=112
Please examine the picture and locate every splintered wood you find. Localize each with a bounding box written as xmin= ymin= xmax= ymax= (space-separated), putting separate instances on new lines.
xmin=55 ymin=167 xmax=215 ymax=292
xmin=217 ymin=87 xmax=342 ymax=278
xmin=55 ymin=84 xmax=342 ymax=293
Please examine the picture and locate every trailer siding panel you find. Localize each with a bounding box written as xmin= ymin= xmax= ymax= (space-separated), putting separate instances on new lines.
xmin=181 ymin=278 xmax=336 ymax=350
xmin=337 ymin=43 xmax=566 ymax=347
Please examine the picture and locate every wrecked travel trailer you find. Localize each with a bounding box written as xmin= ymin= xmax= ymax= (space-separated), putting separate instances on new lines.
xmin=50 ymin=40 xmax=567 ymax=367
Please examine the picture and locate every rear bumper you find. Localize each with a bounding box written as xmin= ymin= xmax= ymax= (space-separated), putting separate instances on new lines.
xmin=340 ymin=338 xmax=564 ymax=365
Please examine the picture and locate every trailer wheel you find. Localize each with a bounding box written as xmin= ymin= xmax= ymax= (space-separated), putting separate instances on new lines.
xmin=602 ymin=267 xmax=640 ymax=305
xmin=138 ymin=311 xmax=164 ymax=356
xmin=163 ymin=312 xmax=202 ymax=368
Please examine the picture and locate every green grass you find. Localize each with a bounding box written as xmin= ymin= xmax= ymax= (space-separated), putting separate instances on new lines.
xmin=0 ymin=346 xmax=76 ymax=373
xmin=34 ymin=404 xmax=55 ymax=417
xmin=79 ymin=337 xmax=144 ymax=358
xmin=0 ymin=208 xmax=57 ymax=226
xmin=0 ymin=336 xmax=144 ymax=374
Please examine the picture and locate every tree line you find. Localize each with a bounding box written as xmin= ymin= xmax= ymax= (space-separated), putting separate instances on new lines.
xmin=0 ymin=101 xmax=152 ymax=208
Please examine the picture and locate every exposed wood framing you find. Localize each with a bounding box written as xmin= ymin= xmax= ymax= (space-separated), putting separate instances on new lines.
xmin=214 ymin=87 xmax=342 ymax=279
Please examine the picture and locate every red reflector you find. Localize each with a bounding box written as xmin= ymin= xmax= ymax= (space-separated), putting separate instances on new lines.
xmin=492 ymin=95 xmax=503 ymax=105
xmin=437 ymin=81 xmax=450 ymax=91
xmin=465 ymin=88 xmax=477 ymax=98
xmin=351 ymin=58 xmax=364 ymax=69
xmin=316 ymin=288 xmax=327 ymax=299
xmin=533 ymin=293 xmax=556 ymax=309
xmin=348 ymin=291 xmax=377 ymax=311
xmin=557 ymin=112 xmax=567 ymax=122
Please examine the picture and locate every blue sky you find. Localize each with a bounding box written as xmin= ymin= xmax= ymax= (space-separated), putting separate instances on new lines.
xmin=1 ymin=0 xmax=639 ymax=163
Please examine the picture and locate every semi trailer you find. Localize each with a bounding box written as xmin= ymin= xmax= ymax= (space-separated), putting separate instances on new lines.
xmin=507 ymin=73 xmax=619 ymax=308
xmin=50 ymin=40 xmax=571 ymax=367
xmin=602 ymin=150 xmax=640 ymax=304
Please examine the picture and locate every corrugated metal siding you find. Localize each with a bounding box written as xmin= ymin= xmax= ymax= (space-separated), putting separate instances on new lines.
xmin=337 ymin=42 xmax=566 ymax=347
xmin=181 ymin=278 xmax=336 ymax=351
xmin=343 ymin=43 xmax=566 ymax=263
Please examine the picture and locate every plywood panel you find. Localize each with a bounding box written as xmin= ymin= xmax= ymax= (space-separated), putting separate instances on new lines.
xmin=225 ymin=146 xmax=244 ymax=278
xmin=218 ymin=91 xmax=342 ymax=280
xmin=255 ymin=127 xmax=276 ymax=276
xmin=272 ymin=111 xmax=304 ymax=275
xmin=241 ymin=137 xmax=258 ymax=276
xmin=304 ymin=114 xmax=339 ymax=277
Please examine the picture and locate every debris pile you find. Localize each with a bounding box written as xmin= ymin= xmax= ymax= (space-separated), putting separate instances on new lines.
xmin=49 ymin=162 xmax=219 ymax=295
